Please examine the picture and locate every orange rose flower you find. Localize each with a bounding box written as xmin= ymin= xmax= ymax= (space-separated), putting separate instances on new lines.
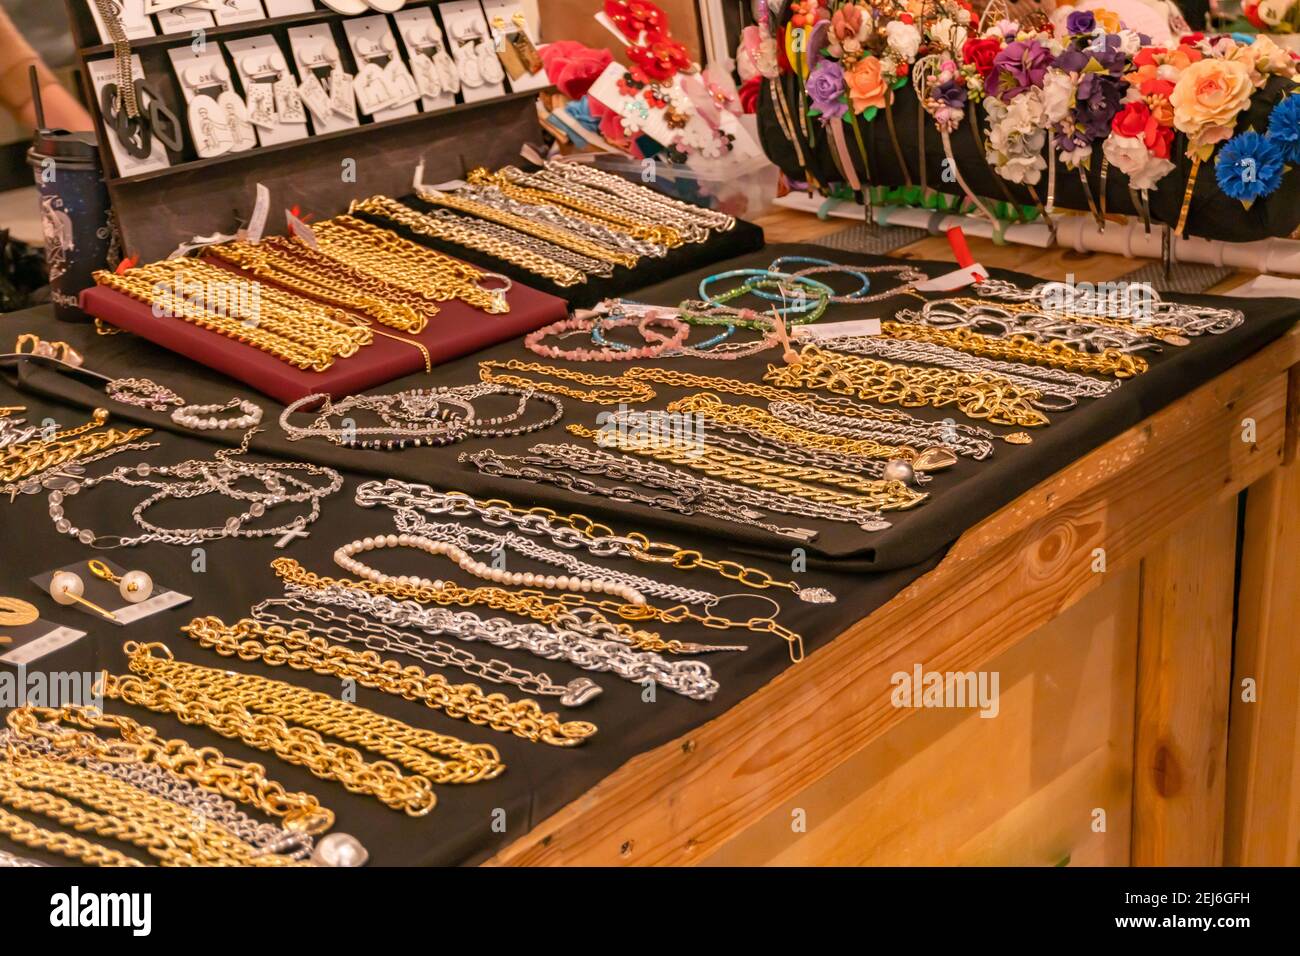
xmin=847 ymin=56 xmax=888 ymax=114
xmin=1169 ymin=58 xmax=1254 ymax=152
xmin=1093 ymin=8 xmax=1122 ymax=32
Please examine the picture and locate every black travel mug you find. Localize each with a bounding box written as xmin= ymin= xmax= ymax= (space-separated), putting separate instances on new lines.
xmin=27 ymin=129 xmax=114 ymax=323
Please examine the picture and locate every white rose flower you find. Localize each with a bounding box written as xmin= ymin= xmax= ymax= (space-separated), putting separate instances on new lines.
xmin=1103 ymin=135 xmax=1174 ymax=190
xmin=1059 ymin=143 xmax=1092 ymax=168
xmin=1002 ymin=152 xmax=1047 ymax=184
xmin=885 ymin=20 xmax=921 ymax=62
xmin=931 ymin=17 xmax=967 ymax=54
xmin=1041 ymin=72 xmax=1074 ymax=125
xmin=1007 ymin=88 xmax=1047 ymax=128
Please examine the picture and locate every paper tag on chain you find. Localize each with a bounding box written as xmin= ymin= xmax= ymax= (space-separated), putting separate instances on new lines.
xmin=793 ymin=318 xmax=882 ymax=340
xmin=914 ymin=263 xmax=988 ymax=292
xmin=286 ymin=209 xmax=318 ymax=248
xmin=244 ymin=183 xmax=270 ymax=243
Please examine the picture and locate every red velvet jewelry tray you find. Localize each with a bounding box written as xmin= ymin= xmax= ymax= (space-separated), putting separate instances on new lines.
xmin=79 ymin=261 xmax=570 ymax=404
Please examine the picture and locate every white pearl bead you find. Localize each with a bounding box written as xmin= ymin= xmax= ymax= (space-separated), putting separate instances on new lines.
xmin=49 ymin=571 xmax=84 ymax=605
xmin=120 ymin=570 xmax=154 ymax=604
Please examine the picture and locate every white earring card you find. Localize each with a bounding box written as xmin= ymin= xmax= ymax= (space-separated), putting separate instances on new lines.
xmin=210 ymin=0 xmax=267 ymax=26
xmin=155 ymin=5 xmax=216 ymax=35
xmin=227 ymin=36 xmax=311 ymax=147
xmin=287 ymin=25 xmax=361 ymax=134
xmin=86 ymin=55 xmax=172 ymax=177
xmin=440 ymin=1 xmax=506 ymax=103
xmin=167 ymin=44 xmax=258 ymax=158
xmin=393 ymin=6 xmax=459 ymax=113
xmin=481 ymin=0 xmax=549 ymax=93
xmin=342 ymin=16 xmax=422 ymax=121
xmin=86 ymin=0 xmax=156 ymax=43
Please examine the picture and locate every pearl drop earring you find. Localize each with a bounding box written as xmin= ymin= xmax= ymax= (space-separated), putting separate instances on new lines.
xmin=88 ymin=559 xmax=155 ymax=604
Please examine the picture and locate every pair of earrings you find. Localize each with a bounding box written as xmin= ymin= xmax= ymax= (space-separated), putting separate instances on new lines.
xmin=404 ymin=28 xmax=461 ymax=98
xmin=353 ymin=35 xmax=421 ymax=115
xmin=239 ymin=52 xmax=307 ymax=130
xmin=48 ymin=561 xmax=155 ymax=623
xmin=450 ymin=22 xmax=505 ymax=89
xmin=180 ymin=62 xmax=256 ymax=158
xmin=298 ymin=44 xmax=358 ymax=124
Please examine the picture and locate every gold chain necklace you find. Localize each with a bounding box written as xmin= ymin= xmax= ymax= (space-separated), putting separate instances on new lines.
xmin=315 ymin=216 xmax=512 ymax=314
xmin=182 ymin=616 xmax=597 ymax=747
xmin=766 ymin=345 xmax=1052 ymax=428
xmin=7 ymin=704 xmax=334 ymax=834
xmin=478 ymin=360 xmax=656 ymax=404
xmin=101 ymin=642 xmax=504 ymax=815
xmin=881 ymin=321 xmax=1149 ymax=377
xmin=567 ymin=424 xmax=927 ymax=513
xmin=0 ymin=750 xmax=305 ymax=866
xmin=0 ymin=799 xmax=143 ymax=867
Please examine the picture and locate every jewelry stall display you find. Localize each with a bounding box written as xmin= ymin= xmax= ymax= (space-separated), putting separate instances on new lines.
xmin=45 ymin=429 xmax=342 ymax=549
xmin=168 ymin=50 xmax=257 ymax=159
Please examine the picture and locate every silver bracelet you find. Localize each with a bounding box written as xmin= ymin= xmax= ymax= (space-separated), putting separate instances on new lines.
xmin=252 ymin=597 xmax=602 ymax=707
xmin=171 ymin=398 xmax=264 ymax=431
xmin=0 ymin=848 xmax=45 ymax=867
xmin=285 ymin=583 xmax=722 ymax=701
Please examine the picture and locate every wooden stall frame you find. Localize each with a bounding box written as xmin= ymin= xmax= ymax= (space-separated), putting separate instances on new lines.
xmin=486 ymin=324 xmax=1300 ymax=866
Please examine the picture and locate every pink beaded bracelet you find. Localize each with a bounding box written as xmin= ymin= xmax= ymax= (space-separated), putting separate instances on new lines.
xmin=525 ymin=311 xmax=690 ymax=362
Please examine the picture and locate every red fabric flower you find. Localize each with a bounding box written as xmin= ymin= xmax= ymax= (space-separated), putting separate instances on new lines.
xmin=1145 ymin=122 xmax=1174 ymax=159
xmin=962 ymin=37 xmax=1001 ymax=78
xmin=739 ymin=74 xmax=762 ymax=114
xmin=605 ymin=1 xmax=669 ymax=40
xmin=541 ymin=41 xmax=614 ymax=100
xmin=627 ymin=35 xmax=690 ymax=82
xmin=1112 ymin=101 xmax=1152 ymax=139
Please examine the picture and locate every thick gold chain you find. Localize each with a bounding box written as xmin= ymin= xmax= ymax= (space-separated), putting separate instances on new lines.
xmin=568 ymin=424 xmax=926 ymax=512
xmin=467 ymin=168 xmax=683 ymax=246
xmin=417 ymin=190 xmax=640 ymax=267
xmin=101 ymin=643 xmax=504 ymax=815
xmin=666 ymin=393 xmax=915 ymax=459
xmin=0 ymin=749 xmax=304 ymax=866
xmin=353 ymin=196 xmax=585 ymax=287
xmin=315 ymin=216 xmax=511 ymax=314
xmin=210 ymin=240 xmax=432 ymax=334
xmin=0 ymin=799 xmax=144 ymax=867
xmin=766 ymin=345 xmax=1052 ymax=428
xmin=7 ymin=704 xmax=335 ymax=834
xmin=182 ymin=616 xmax=596 ymax=747
xmin=881 ymin=321 xmax=1149 ymax=378
xmin=1 ymin=408 xmax=153 ymax=484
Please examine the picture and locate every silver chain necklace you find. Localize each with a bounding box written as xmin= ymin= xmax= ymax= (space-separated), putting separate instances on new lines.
xmin=392 ymin=510 xmax=721 ymax=607
xmin=251 ymin=597 xmax=602 ymax=707
xmin=46 ymin=430 xmax=341 ymax=548
xmin=355 ymin=480 xmax=839 ymax=605
xmin=769 ymin=400 xmax=998 ymax=460
xmin=284 ymin=583 xmax=722 ymax=701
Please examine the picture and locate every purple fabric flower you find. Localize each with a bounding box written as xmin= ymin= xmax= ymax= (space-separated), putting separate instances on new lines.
xmin=935 ymin=80 xmax=968 ymax=111
xmin=1053 ymin=48 xmax=1090 ymax=74
xmin=1066 ymin=10 xmax=1096 ymax=35
xmin=807 ymin=60 xmax=847 ymax=122
xmin=985 ymin=39 xmax=1053 ymax=102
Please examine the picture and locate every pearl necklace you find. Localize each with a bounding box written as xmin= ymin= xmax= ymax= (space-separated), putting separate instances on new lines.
xmin=334 ymin=533 xmax=647 ymax=605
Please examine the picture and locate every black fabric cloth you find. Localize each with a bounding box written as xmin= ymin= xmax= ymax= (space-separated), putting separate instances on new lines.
xmin=755 ymin=74 xmax=1300 ymax=243
xmin=0 ymin=245 xmax=1296 ymax=867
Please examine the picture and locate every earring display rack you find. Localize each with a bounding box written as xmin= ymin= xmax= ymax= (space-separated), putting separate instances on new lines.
xmin=61 ymin=0 xmax=552 ymax=263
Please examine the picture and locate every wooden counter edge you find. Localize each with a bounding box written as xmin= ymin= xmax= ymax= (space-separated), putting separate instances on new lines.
xmin=486 ymin=324 xmax=1300 ymax=867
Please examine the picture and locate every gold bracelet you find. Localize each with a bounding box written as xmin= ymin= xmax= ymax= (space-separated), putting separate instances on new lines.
xmin=0 ymin=800 xmax=144 ymax=867
xmin=182 ymin=616 xmax=597 ymax=748
xmin=880 ymin=321 xmax=1149 ymax=378
xmin=478 ymin=359 xmax=656 ymax=404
